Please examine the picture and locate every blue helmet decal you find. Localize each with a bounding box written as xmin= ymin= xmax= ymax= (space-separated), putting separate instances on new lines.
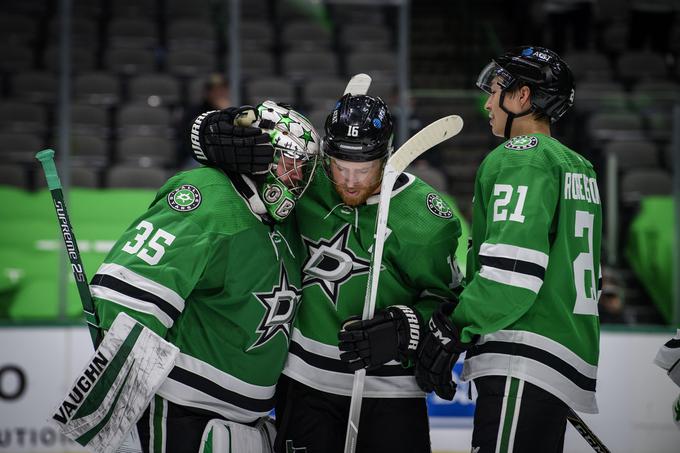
xmin=372 ymin=118 xmax=382 ymax=128
xmin=522 ymin=47 xmax=534 ymax=56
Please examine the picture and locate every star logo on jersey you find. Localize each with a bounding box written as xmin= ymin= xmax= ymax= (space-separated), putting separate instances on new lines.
xmin=504 ymin=135 xmax=538 ymax=150
xmin=167 ymin=185 xmax=201 ymax=212
xmin=248 ymin=265 xmax=301 ymax=351
xmin=302 ymin=224 xmax=370 ymax=308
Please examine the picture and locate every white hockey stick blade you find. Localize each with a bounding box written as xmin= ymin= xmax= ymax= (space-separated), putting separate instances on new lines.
xmin=343 ymin=73 xmax=372 ymax=95
xmin=388 ymin=115 xmax=463 ymax=174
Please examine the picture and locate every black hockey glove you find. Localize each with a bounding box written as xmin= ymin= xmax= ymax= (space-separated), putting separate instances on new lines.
xmin=415 ymin=301 xmax=469 ymax=401
xmin=338 ymin=305 xmax=422 ymax=372
xmin=190 ymin=106 xmax=274 ymax=174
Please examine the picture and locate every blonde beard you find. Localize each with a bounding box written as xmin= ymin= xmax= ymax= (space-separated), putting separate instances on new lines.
xmin=335 ymin=180 xmax=381 ymax=206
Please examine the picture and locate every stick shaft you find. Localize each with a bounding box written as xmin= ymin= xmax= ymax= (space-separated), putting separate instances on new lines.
xmin=567 ymin=408 xmax=610 ymax=453
xmin=36 ymin=149 xmax=101 ymax=346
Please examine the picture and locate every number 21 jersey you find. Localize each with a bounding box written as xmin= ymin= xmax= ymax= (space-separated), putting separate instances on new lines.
xmin=453 ymin=134 xmax=602 ymax=413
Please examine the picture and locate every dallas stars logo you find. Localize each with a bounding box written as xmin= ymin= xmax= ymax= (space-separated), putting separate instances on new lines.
xmin=302 ymin=224 xmax=370 ymax=307
xmin=248 ymin=265 xmax=301 ymax=351
xmin=504 ymin=135 xmax=538 ymax=150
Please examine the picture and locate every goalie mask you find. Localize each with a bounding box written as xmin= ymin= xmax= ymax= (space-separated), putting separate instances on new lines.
xmin=255 ymin=101 xmax=320 ymax=222
xmin=476 ymin=46 xmax=575 ymax=138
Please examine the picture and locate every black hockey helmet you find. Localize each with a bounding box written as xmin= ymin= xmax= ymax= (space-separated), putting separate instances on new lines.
xmin=477 ymin=46 xmax=575 ymax=136
xmin=323 ymin=94 xmax=394 ymax=162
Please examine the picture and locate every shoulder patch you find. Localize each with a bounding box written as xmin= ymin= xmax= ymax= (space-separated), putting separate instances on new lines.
xmin=167 ymin=184 xmax=202 ymax=212
xmin=504 ymin=135 xmax=538 ymax=150
xmin=426 ymin=192 xmax=453 ymax=219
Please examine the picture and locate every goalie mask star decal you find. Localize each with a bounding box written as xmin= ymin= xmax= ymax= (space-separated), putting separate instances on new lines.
xmin=248 ymin=265 xmax=301 ymax=351
xmin=302 ymin=224 xmax=370 ymax=308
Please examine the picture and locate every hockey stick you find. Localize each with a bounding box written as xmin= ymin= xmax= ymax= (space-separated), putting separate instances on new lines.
xmin=344 ymin=73 xmax=371 ymax=96
xmin=343 ymin=116 xmax=464 ymax=453
xmin=36 ymin=149 xmax=101 ymax=346
xmin=567 ymin=409 xmax=610 ymax=453
xmin=36 ymin=149 xmax=143 ymax=453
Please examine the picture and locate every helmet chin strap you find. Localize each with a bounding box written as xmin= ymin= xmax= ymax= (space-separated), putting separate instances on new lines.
xmin=499 ymin=90 xmax=534 ymax=139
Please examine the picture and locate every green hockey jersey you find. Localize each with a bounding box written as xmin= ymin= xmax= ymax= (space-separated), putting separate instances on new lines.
xmin=91 ymin=167 xmax=303 ymax=423
xmin=453 ymin=134 xmax=602 ymax=413
xmin=283 ymin=168 xmax=463 ymax=398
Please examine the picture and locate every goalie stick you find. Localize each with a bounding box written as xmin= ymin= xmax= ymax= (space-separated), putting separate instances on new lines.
xmin=343 ymin=116 xmax=464 ymax=453
xmin=36 ymin=149 xmax=143 ymax=453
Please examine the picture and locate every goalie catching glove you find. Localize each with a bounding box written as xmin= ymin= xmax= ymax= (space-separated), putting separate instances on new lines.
xmin=338 ymin=305 xmax=422 ymax=372
xmin=190 ymin=106 xmax=274 ymax=174
xmin=415 ymin=301 xmax=470 ymax=401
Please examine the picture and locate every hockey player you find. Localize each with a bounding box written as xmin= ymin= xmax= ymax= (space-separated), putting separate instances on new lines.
xmin=89 ymin=102 xmax=320 ymax=452
xmin=189 ymin=94 xmax=464 ymax=452
xmin=416 ymin=46 xmax=601 ymax=452
xmin=340 ymin=46 xmax=603 ymax=453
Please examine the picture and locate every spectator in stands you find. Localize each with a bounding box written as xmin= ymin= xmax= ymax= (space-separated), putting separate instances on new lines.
xmin=179 ymin=74 xmax=231 ymax=166
xmin=598 ymin=269 xmax=630 ymax=324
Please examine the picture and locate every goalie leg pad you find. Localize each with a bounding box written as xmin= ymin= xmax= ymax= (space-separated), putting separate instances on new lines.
xmin=50 ymin=312 xmax=179 ymax=453
xmin=198 ymin=417 xmax=276 ymax=453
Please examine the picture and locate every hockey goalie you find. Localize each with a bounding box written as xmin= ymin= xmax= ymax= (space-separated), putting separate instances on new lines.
xmin=49 ymin=102 xmax=320 ymax=453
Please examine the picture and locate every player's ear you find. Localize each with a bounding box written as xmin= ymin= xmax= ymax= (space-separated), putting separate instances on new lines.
xmin=519 ymin=85 xmax=532 ymax=108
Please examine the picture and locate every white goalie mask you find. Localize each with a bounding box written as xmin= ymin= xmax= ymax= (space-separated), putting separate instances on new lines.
xmin=254 ymin=101 xmax=320 ymax=222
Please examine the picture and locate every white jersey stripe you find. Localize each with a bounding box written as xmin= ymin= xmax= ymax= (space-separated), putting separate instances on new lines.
xmin=90 ymin=285 xmax=174 ymax=328
xmin=462 ymin=353 xmax=598 ymax=413
xmin=157 ymin=378 xmax=268 ymax=423
xmin=173 ymin=353 xmax=276 ymax=401
xmin=96 ymin=263 xmax=185 ymax=312
xmin=291 ymin=327 xmax=341 ymax=359
xmin=480 ymin=243 xmax=549 ymax=269
xmin=476 ymin=330 xmax=598 ymax=379
xmin=479 ymin=266 xmax=544 ymax=294
xmin=283 ymin=354 xmax=424 ymax=398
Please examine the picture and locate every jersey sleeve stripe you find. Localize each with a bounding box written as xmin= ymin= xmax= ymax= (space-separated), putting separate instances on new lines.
xmin=479 ymin=266 xmax=544 ymax=294
xmin=90 ymin=285 xmax=174 ymax=329
xmin=479 ymin=255 xmax=545 ymax=280
xmin=95 ymin=263 xmax=185 ymax=312
xmin=480 ymin=243 xmax=549 ymax=268
xmin=91 ymin=274 xmax=181 ymax=322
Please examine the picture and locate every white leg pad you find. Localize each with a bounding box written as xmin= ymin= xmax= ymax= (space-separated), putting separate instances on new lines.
xmin=199 ymin=417 xmax=276 ymax=453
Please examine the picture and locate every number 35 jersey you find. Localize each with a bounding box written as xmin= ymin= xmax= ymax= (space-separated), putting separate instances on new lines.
xmin=91 ymin=167 xmax=303 ymax=423
xmin=453 ymin=134 xmax=603 ymax=413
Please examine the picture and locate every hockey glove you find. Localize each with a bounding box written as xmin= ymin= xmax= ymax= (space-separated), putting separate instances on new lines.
xmin=338 ymin=305 xmax=422 ymax=372
xmin=190 ymin=106 xmax=274 ymax=174
xmin=415 ymin=301 xmax=468 ymax=401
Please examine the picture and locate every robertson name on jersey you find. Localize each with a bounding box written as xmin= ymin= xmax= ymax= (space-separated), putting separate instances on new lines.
xmin=91 ymin=167 xmax=303 ymax=423
xmin=283 ymin=168 xmax=464 ymax=398
xmin=453 ymin=134 xmax=602 ymax=413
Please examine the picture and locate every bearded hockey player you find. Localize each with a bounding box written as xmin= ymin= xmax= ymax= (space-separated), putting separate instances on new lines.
xmin=189 ymin=94 xmax=464 ymax=453
xmin=402 ymin=46 xmax=601 ymax=453
xmin=85 ymin=102 xmax=319 ymax=452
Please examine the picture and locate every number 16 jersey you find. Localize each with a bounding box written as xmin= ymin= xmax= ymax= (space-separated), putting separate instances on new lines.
xmin=453 ymin=134 xmax=602 ymax=413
